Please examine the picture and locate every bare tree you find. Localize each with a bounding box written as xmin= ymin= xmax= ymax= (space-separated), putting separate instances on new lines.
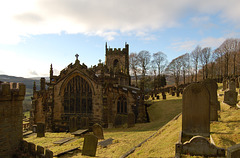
xmin=137 ymin=50 xmax=151 ymax=77
xmin=191 ymin=45 xmax=201 ymax=82
xmin=201 ymin=47 xmax=211 ymax=79
xmin=129 ymin=52 xmax=139 ymax=86
xmin=219 ymin=38 xmax=239 ymax=77
xmin=166 ymin=56 xmax=182 ymax=89
xmin=179 ymin=53 xmax=189 ymax=84
xmin=152 ymin=51 xmax=167 ymax=76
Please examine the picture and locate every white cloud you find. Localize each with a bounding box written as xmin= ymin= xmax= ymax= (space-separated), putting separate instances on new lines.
xmin=171 ymin=37 xmax=226 ymax=52
xmin=1 ymin=0 xmax=240 ymax=44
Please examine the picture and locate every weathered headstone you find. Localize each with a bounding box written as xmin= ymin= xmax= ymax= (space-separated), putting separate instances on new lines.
xmin=172 ymin=92 xmax=175 ymax=96
xmin=45 ymin=149 xmax=53 ymax=158
xmin=162 ymin=92 xmax=166 ymax=100
xmin=37 ymin=123 xmax=45 ymax=137
xmin=224 ymin=80 xmax=238 ymax=106
xmin=227 ymin=143 xmax=240 ymax=158
xmin=176 ymin=90 xmax=180 ymax=97
xmin=28 ymin=142 xmax=36 ymax=156
xmin=80 ymin=117 xmax=89 ymax=129
xmin=222 ymin=78 xmax=227 ymax=91
xmin=82 ymin=134 xmax=98 ymax=157
xmin=127 ymin=113 xmax=135 ymax=128
xmin=202 ymin=79 xmax=220 ymax=121
xmin=182 ymin=83 xmax=210 ymax=142
xmin=92 ymin=123 xmax=104 ymax=139
xmin=235 ymin=77 xmax=239 ymax=88
xmin=156 ymin=95 xmax=160 ymax=100
xmin=175 ymin=136 xmax=225 ymax=157
xmin=152 ymin=97 xmax=155 ymax=100
xmin=36 ymin=145 xmax=44 ymax=157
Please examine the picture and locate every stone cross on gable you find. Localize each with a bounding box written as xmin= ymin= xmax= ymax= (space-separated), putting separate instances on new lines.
xmin=75 ymin=54 xmax=79 ymax=60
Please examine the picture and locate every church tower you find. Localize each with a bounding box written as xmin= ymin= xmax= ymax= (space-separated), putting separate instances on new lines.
xmin=105 ymin=42 xmax=129 ymax=75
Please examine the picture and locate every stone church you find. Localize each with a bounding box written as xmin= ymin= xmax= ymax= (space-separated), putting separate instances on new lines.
xmin=30 ymin=43 xmax=146 ymax=132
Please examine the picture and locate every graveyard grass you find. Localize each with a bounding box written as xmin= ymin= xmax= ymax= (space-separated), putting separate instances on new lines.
xmin=24 ymin=94 xmax=182 ymax=157
xmin=24 ymin=83 xmax=240 ymax=157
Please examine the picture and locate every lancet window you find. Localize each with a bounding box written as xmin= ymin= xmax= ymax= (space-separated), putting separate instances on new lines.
xmin=117 ymin=96 xmax=127 ymax=114
xmin=63 ymin=76 xmax=92 ymax=114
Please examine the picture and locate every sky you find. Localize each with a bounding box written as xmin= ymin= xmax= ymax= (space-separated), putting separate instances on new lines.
xmin=0 ymin=0 xmax=240 ymax=78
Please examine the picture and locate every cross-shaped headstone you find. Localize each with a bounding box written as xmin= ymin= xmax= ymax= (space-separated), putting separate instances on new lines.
xmin=75 ymin=54 xmax=79 ymax=60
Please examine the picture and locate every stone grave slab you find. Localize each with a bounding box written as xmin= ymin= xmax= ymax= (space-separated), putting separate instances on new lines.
xmin=54 ymin=147 xmax=80 ymax=157
xmin=53 ymin=137 xmax=74 ymax=145
xmin=98 ymin=138 xmax=114 ymax=148
xmin=71 ymin=129 xmax=89 ymax=136
xmin=92 ymin=123 xmax=104 ymax=139
xmin=82 ymin=134 xmax=98 ymax=157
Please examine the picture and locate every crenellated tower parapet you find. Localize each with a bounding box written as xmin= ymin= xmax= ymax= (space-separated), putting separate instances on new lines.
xmin=105 ymin=42 xmax=130 ymax=77
xmin=0 ymin=81 xmax=26 ymax=158
xmin=0 ymin=82 xmax=26 ymax=101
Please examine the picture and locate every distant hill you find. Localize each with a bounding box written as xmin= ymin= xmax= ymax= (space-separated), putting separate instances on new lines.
xmin=0 ymin=74 xmax=49 ymax=112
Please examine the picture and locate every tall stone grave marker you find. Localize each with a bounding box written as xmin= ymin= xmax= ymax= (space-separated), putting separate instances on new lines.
xmin=202 ymin=79 xmax=220 ymax=121
xmin=127 ymin=113 xmax=135 ymax=128
xmin=235 ymin=77 xmax=239 ymax=88
xmin=222 ymin=78 xmax=227 ymax=91
xmin=182 ymin=83 xmax=210 ymax=142
xmin=92 ymin=123 xmax=104 ymax=139
xmin=82 ymin=134 xmax=98 ymax=157
xmin=37 ymin=123 xmax=45 ymax=137
xmin=224 ymin=80 xmax=238 ymax=106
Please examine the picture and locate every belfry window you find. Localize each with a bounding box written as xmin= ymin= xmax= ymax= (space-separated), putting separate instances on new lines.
xmin=117 ymin=96 xmax=127 ymax=114
xmin=63 ymin=76 xmax=92 ymax=114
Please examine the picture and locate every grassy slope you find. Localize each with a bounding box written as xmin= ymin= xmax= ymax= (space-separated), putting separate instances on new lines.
xmin=24 ymin=93 xmax=182 ymax=157
xmin=130 ymin=83 xmax=240 ymax=157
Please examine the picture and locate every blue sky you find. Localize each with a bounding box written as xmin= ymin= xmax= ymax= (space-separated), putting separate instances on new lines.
xmin=0 ymin=0 xmax=240 ymax=78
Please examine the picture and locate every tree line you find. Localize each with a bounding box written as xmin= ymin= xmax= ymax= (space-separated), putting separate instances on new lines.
xmin=129 ymin=38 xmax=240 ymax=90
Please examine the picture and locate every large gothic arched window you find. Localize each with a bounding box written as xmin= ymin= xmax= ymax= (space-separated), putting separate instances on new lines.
xmin=117 ymin=96 xmax=127 ymax=114
xmin=63 ymin=76 xmax=92 ymax=114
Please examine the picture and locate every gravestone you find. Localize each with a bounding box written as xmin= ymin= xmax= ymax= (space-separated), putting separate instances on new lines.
xmin=152 ymin=97 xmax=155 ymax=100
xmin=45 ymin=149 xmax=53 ymax=158
xmin=222 ymin=79 xmax=227 ymax=91
xmin=235 ymin=77 xmax=239 ymax=88
xmin=224 ymin=81 xmax=238 ymax=106
xmin=175 ymin=136 xmax=225 ymax=157
xmin=176 ymin=89 xmax=180 ymax=97
xmin=202 ymin=79 xmax=220 ymax=121
xmin=80 ymin=117 xmax=89 ymax=129
xmin=92 ymin=123 xmax=104 ymax=139
xmin=172 ymin=92 xmax=175 ymax=96
xmin=36 ymin=145 xmax=44 ymax=157
xmin=227 ymin=143 xmax=240 ymax=158
xmin=182 ymin=83 xmax=210 ymax=142
xmin=37 ymin=123 xmax=45 ymax=137
xmin=156 ymin=95 xmax=160 ymax=100
xmin=127 ymin=113 xmax=135 ymax=128
xmin=69 ymin=117 xmax=77 ymax=132
xmin=82 ymin=134 xmax=98 ymax=157
xmin=162 ymin=92 xmax=166 ymax=100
